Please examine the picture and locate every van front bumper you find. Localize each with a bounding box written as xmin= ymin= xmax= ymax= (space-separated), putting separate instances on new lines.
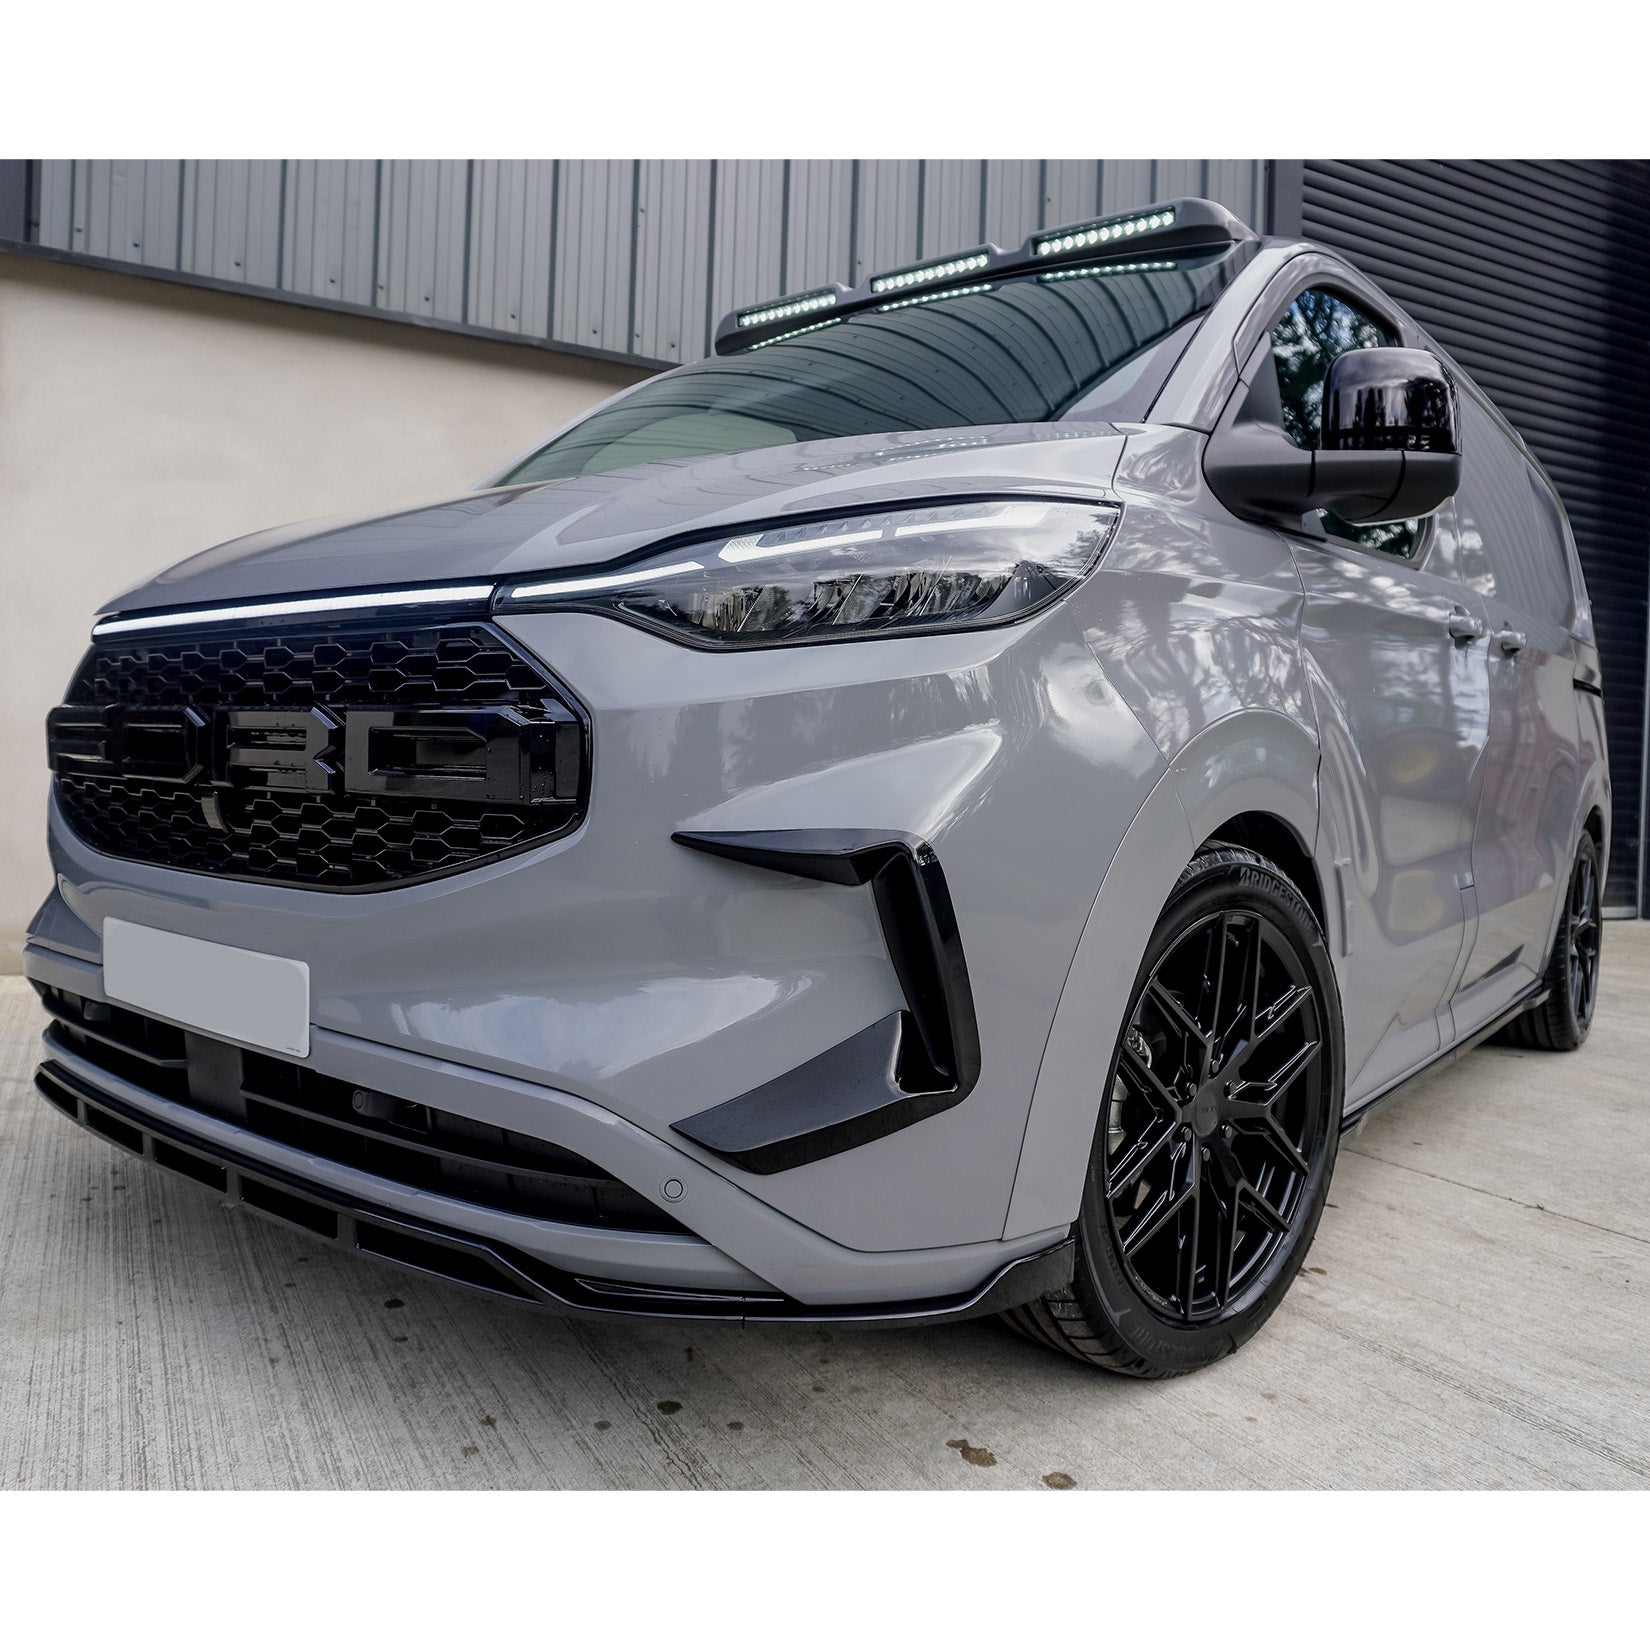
xmin=24 ymin=939 xmax=1073 ymax=1321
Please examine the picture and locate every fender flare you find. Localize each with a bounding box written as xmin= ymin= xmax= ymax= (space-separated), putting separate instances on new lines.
xmin=1002 ymin=709 xmax=1323 ymax=1240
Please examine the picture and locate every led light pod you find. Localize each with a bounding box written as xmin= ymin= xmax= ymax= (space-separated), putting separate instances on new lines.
xmin=735 ymin=288 xmax=839 ymax=329
xmin=869 ymin=250 xmax=992 ymax=295
xmin=1033 ymin=207 xmax=1176 ymax=259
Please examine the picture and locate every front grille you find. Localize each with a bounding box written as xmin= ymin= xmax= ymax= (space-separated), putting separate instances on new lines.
xmin=39 ymin=984 xmax=685 ymax=1236
xmin=48 ymin=620 xmax=589 ymax=890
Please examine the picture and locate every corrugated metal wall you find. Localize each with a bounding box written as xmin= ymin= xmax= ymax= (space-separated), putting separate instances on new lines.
xmin=1291 ymin=160 xmax=1650 ymax=913
xmin=21 ymin=159 xmax=1268 ymax=368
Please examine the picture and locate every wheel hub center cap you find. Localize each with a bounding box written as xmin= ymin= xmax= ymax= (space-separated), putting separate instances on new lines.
xmin=1190 ymin=1080 xmax=1224 ymax=1138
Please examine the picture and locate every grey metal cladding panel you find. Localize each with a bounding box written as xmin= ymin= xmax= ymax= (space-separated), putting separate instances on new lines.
xmin=377 ymin=160 xmax=470 ymax=323
xmin=1205 ymin=158 xmax=1266 ymax=229
xmin=1149 ymin=159 xmax=1209 ymax=203
xmin=784 ymin=160 xmax=854 ymax=291
xmin=1044 ymin=161 xmax=1101 ymax=229
xmin=921 ymin=160 xmax=985 ymax=256
xmin=467 ymin=160 xmax=555 ymax=336
xmin=179 ymin=160 xmax=283 ymax=287
xmin=854 ymin=159 xmax=921 ymax=283
xmin=710 ymin=160 xmax=786 ymax=326
xmin=982 ymin=160 xmax=1042 ymax=249
xmin=633 ymin=160 xmax=713 ymax=363
xmin=1099 ymin=159 xmax=1156 ymax=217
xmin=1302 ymin=157 xmax=1650 ymax=907
xmin=554 ymin=159 xmax=637 ymax=355
xmin=34 ymin=159 xmax=73 ymax=245
xmin=70 ymin=159 xmax=183 ymax=269
xmin=281 ymin=160 xmax=377 ymax=307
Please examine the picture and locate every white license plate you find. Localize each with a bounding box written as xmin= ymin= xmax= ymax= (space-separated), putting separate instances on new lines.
xmin=102 ymin=919 xmax=311 ymax=1058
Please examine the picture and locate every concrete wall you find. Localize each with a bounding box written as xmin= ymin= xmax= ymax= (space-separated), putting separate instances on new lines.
xmin=0 ymin=254 xmax=646 ymax=969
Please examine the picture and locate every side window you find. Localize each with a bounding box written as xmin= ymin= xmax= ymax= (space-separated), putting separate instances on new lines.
xmin=1453 ymin=396 xmax=1572 ymax=630
xmin=1268 ymin=288 xmax=1419 ymax=560
xmin=1525 ymin=468 xmax=1580 ymax=627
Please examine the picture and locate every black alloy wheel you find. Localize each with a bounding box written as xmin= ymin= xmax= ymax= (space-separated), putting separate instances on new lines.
xmin=1502 ymin=831 xmax=1603 ymax=1052
xmin=1003 ymin=846 xmax=1343 ymax=1376
xmin=1102 ymin=905 xmax=1323 ymax=1322
xmin=1567 ymin=845 xmax=1601 ymax=1029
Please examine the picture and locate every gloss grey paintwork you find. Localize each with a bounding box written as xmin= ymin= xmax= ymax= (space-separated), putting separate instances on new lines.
xmin=29 ymin=234 xmax=1610 ymax=1310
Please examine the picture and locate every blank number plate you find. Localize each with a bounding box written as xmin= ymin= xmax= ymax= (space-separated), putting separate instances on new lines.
xmin=102 ymin=919 xmax=311 ymax=1058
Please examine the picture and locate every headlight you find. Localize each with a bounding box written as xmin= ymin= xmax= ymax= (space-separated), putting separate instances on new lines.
xmin=498 ymin=498 xmax=1120 ymax=648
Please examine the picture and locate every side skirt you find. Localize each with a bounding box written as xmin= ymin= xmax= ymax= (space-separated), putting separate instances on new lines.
xmin=1339 ymin=984 xmax=1549 ymax=1136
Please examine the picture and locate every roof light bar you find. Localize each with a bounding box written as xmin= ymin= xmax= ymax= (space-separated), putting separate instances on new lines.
xmin=875 ymin=283 xmax=994 ymax=313
xmin=869 ymin=249 xmax=991 ymax=295
xmin=91 ymin=583 xmax=497 ymax=638
xmin=1034 ymin=208 xmax=1176 ymax=259
xmin=735 ymin=288 xmax=838 ymax=329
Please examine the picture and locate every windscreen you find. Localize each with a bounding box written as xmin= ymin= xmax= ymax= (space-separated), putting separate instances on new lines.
xmin=500 ymin=247 xmax=1250 ymax=484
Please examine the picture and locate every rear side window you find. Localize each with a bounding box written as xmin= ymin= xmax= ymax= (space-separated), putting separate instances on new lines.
xmin=1268 ymin=287 xmax=1418 ymax=559
xmin=1453 ymin=396 xmax=1572 ymax=629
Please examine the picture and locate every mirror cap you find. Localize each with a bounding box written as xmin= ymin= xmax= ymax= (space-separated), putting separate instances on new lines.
xmin=1322 ymin=347 xmax=1459 ymax=453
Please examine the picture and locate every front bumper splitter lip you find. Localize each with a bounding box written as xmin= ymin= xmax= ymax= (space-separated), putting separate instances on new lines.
xmin=35 ymin=1058 xmax=1075 ymax=1327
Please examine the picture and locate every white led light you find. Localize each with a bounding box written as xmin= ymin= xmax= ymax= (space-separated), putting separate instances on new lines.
xmin=1035 ymin=206 xmax=1175 ymax=258
xmin=736 ymin=288 xmax=838 ymax=329
xmin=869 ymin=250 xmax=990 ymax=294
xmin=91 ymin=584 xmax=497 ymax=637
xmin=506 ymin=561 xmax=704 ymax=600
xmin=891 ymin=502 xmax=1052 ymax=537
xmin=719 ymin=529 xmax=882 ymax=565
xmin=721 ymin=501 xmax=1052 ymax=564
xmin=875 ymin=282 xmax=993 ymax=312
xmin=1037 ymin=260 xmax=1176 ymax=283
xmin=745 ymin=317 xmax=842 ymax=350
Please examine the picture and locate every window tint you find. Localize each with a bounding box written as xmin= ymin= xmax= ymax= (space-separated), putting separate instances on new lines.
xmin=1268 ymin=287 xmax=1418 ymax=560
xmin=1453 ymin=396 xmax=1571 ymax=629
xmin=1526 ymin=468 xmax=1580 ymax=624
xmin=500 ymin=250 xmax=1248 ymax=484
xmin=1271 ymin=288 xmax=1394 ymax=450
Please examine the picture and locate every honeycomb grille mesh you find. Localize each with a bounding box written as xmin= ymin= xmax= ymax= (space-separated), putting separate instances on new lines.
xmin=68 ymin=626 xmax=554 ymax=709
xmin=52 ymin=621 xmax=587 ymax=889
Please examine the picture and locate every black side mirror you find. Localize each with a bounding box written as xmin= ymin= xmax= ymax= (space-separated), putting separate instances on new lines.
xmin=1205 ymin=345 xmax=1464 ymax=530
xmin=1322 ymin=346 xmax=1458 ymax=454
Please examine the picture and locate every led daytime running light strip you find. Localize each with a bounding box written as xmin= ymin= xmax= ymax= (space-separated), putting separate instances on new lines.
xmin=1038 ymin=260 xmax=1176 ymax=283
xmin=92 ymin=584 xmax=497 ymax=638
xmin=1034 ymin=208 xmax=1176 ymax=258
xmin=875 ymin=283 xmax=993 ymax=313
xmin=735 ymin=288 xmax=838 ymax=329
xmin=869 ymin=251 xmax=991 ymax=295
xmin=746 ymin=317 xmax=843 ymax=349
xmin=506 ymin=562 xmax=704 ymax=601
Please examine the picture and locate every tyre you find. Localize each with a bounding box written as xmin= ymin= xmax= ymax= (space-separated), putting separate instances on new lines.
xmin=1498 ymin=833 xmax=1603 ymax=1052
xmin=1003 ymin=845 xmax=1343 ymax=1376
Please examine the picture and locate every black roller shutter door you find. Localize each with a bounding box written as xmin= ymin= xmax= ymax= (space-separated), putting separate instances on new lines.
xmin=1290 ymin=159 xmax=1649 ymax=912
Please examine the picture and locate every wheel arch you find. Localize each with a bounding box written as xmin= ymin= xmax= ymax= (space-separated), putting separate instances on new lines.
xmin=1003 ymin=709 xmax=1326 ymax=1240
xmin=1199 ymin=810 xmax=1328 ymax=939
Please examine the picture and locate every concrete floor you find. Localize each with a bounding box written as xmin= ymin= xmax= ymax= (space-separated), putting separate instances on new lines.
xmin=2 ymin=928 xmax=1646 ymax=1490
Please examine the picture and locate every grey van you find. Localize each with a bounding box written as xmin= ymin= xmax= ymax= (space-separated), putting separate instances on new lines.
xmin=29 ymin=197 xmax=1608 ymax=1376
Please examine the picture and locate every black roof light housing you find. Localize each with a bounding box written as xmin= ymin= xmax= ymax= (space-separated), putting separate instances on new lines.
xmin=713 ymin=196 xmax=1259 ymax=354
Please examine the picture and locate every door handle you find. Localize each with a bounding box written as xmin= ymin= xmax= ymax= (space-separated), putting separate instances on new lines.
xmin=1495 ymin=627 xmax=1527 ymax=656
xmin=1447 ymin=607 xmax=1487 ymax=642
